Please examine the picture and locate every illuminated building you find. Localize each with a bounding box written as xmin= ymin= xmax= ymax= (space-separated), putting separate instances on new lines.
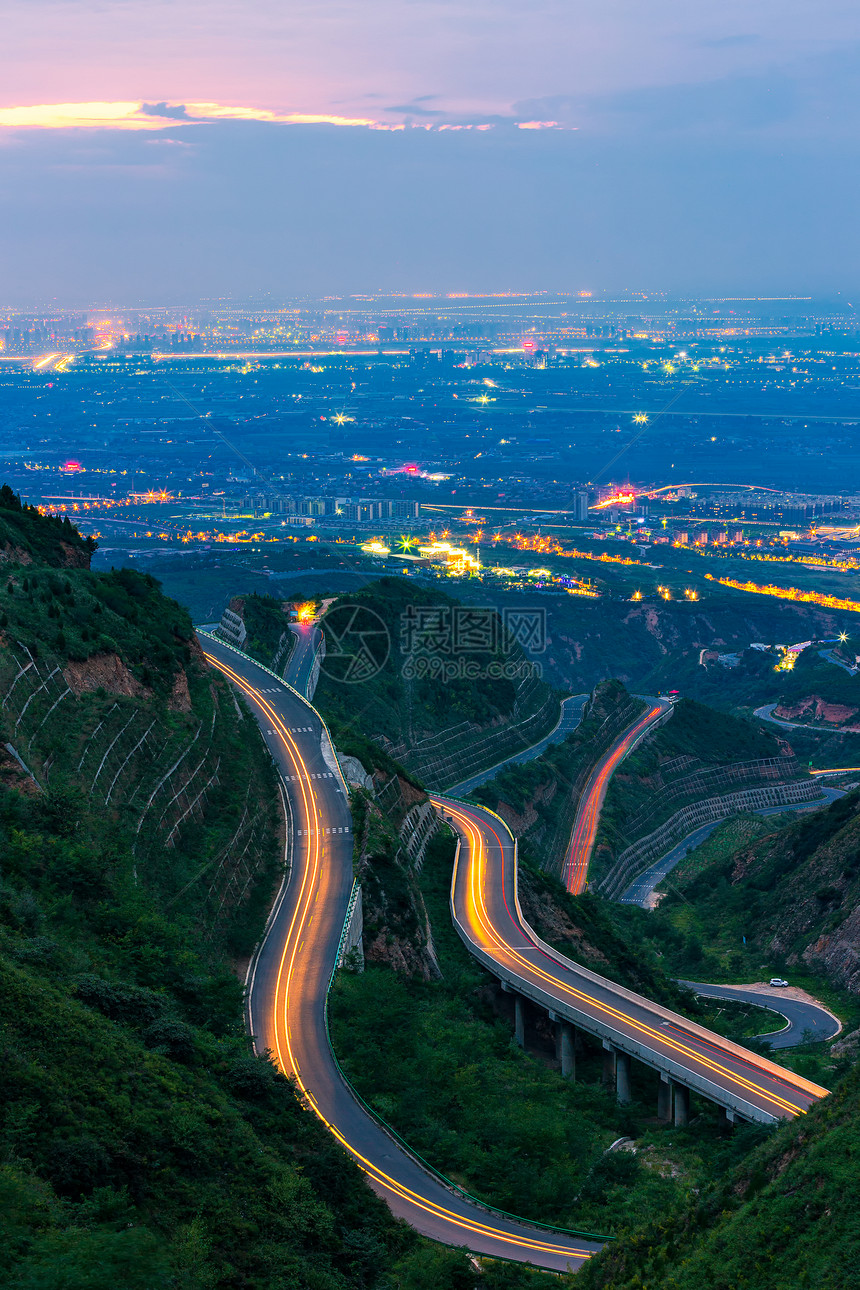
xmin=416 ymin=540 xmax=480 ymax=575
xmin=572 ymin=489 xmax=590 ymax=522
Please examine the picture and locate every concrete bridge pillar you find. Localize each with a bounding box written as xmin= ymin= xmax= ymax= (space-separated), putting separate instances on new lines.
xmin=602 ymin=1040 xmax=616 ymax=1086
xmin=615 ymin=1050 xmax=632 ymax=1105
xmin=514 ymin=995 xmax=526 ymax=1048
xmin=559 ymin=1022 xmax=576 ymax=1080
xmin=672 ymin=1081 xmax=690 ymax=1127
xmin=657 ymin=1076 xmax=672 ymax=1122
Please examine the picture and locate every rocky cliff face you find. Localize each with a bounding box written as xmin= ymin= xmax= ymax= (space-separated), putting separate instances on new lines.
xmin=727 ymin=792 xmax=860 ymax=993
xmin=542 ymin=595 xmax=844 ymax=694
xmin=803 ymin=905 xmax=860 ymax=993
xmin=774 ymin=694 xmax=860 ymax=729
xmin=349 ymin=774 xmax=442 ymax=981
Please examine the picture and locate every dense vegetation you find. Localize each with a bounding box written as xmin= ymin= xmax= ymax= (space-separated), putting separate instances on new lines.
xmin=625 ymin=789 xmax=860 ymax=1013
xmin=579 ymin=1056 xmax=860 ymax=1290
xmin=636 ymin=636 xmax=860 ymax=734
xmin=0 ymin=483 xmax=96 ymax=568
xmin=8 ymin=503 xmax=857 ymax=1287
xmin=314 ymin=578 xmax=560 ymax=788
xmin=529 ymin=589 xmax=847 ymax=700
xmin=330 ymin=831 xmax=777 ymax=1241
xmin=771 ymin=643 xmax=860 ymax=717
xmin=472 ymin=680 xmax=644 ymax=877
xmin=227 ymin=592 xmax=295 ymax=671
xmin=0 ymin=497 xmax=550 ymax=1290
xmin=779 ymin=722 xmax=860 ymax=771
xmin=595 ymin=698 xmax=787 ymax=870
xmin=634 ymin=698 xmax=778 ymax=766
xmin=333 ymin=681 xmax=860 ymax=1287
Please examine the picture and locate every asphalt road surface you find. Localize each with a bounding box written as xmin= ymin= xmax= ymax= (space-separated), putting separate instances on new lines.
xmin=286 ymin=621 xmax=321 ymax=697
xmin=448 ymin=693 xmax=589 ymax=796
xmin=563 ymin=700 xmax=671 ymax=894
xmin=754 ymin=702 xmax=824 ymax=731
xmin=679 ymin=981 xmax=842 ymax=1050
xmin=438 ymin=795 xmax=829 ymax=1123
xmin=619 ymin=788 xmax=845 ymax=907
xmin=201 ymin=632 xmax=599 ymax=1272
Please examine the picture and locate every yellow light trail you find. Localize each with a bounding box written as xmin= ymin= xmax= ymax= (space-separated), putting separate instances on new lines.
xmin=442 ymin=801 xmax=827 ymax=1120
xmin=563 ymin=704 xmax=666 ymax=895
xmin=706 ymin=574 xmax=860 ymax=614
xmin=205 ymin=653 xmax=594 ymax=1265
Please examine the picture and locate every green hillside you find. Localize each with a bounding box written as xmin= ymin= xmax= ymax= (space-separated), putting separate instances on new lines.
xmin=529 ymin=591 xmax=848 ymax=699
xmin=771 ymin=645 xmax=860 ymax=723
xmin=222 ymin=591 xmax=296 ymax=671
xmin=331 ymin=715 xmax=860 ymax=1286
xmin=579 ymin=1056 xmax=860 ymax=1290
xmin=313 ymin=578 xmax=561 ymax=789
xmin=0 ymin=494 xmax=501 ymax=1290
xmin=638 ymin=788 xmax=860 ymax=1001
xmin=330 ymin=826 xmax=774 ymax=1244
xmin=471 ymin=680 xmax=645 ymax=878
xmin=0 ymin=484 xmax=95 ymax=569
xmin=593 ymin=699 xmax=790 ymax=883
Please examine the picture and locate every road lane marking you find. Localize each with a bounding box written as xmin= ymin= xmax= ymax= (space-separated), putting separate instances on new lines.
xmin=204 ymin=650 xmax=593 ymax=1267
xmin=440 ymin=799 xmax=826 ymax=1119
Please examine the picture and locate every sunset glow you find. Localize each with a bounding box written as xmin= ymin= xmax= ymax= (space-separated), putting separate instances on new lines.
xmin=0 ymin=101 xmax=380 ymax=131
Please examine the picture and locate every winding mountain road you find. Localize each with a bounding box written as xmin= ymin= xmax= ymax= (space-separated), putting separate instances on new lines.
xmin=563 ymin=699 xmax=671 ymax=894
xmin=437 ymin=795 xmax=828 ymax=1123
xmin=201 ymin=632 xmax=599 ymax=1273
xmin=679 ymin=981 xmax=841 ymax=1050
xmin=202 ymin=624 xmax=829 ymax=1272
xmin=448 ymin=693 xmax=589 ymax=797
xmin=619 ymin=785 xmax=845 ymax=908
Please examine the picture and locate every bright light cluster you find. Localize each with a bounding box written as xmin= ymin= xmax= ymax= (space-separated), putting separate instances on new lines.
xmin=706 ymin=574 xmax=860 ymax=615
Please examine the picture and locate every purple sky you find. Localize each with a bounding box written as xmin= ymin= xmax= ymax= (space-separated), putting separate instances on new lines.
xmin=2 ymin=0 xmax=859 ymax=301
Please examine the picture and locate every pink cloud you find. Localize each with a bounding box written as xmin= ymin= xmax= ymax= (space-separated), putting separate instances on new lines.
xmin=0 ymin=101 xmax=380 ymax=130
xmin=5 ymin=0 xmax=848 ymax=138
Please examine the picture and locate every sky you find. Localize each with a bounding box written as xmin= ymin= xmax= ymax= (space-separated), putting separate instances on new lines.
xmin=2 ymin=0 xmax=859 ymax=303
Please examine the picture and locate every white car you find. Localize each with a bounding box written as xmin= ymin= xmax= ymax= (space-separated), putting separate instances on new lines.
xmin=769 ymin=977 xmax=789 ymax=988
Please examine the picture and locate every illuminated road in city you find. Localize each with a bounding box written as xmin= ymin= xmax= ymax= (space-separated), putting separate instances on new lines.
xmin=562 ymin=700 xmax=671 ymax=894
xmin=201 ymin=633 xmax=598 ymax=1272
xmin=436 ymin=795 xmax=829 ymax=1124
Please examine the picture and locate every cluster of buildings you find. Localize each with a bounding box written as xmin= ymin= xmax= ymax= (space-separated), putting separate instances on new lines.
xmin=360 ymin=537 xmax=481 ymax=575
xmin=239 ymin=492 xmax=422 ymax=526
xmin=657 ymin=527 xmax=746 ymax=547
xmin=2 ymin=322 xmax=95 ymax=353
